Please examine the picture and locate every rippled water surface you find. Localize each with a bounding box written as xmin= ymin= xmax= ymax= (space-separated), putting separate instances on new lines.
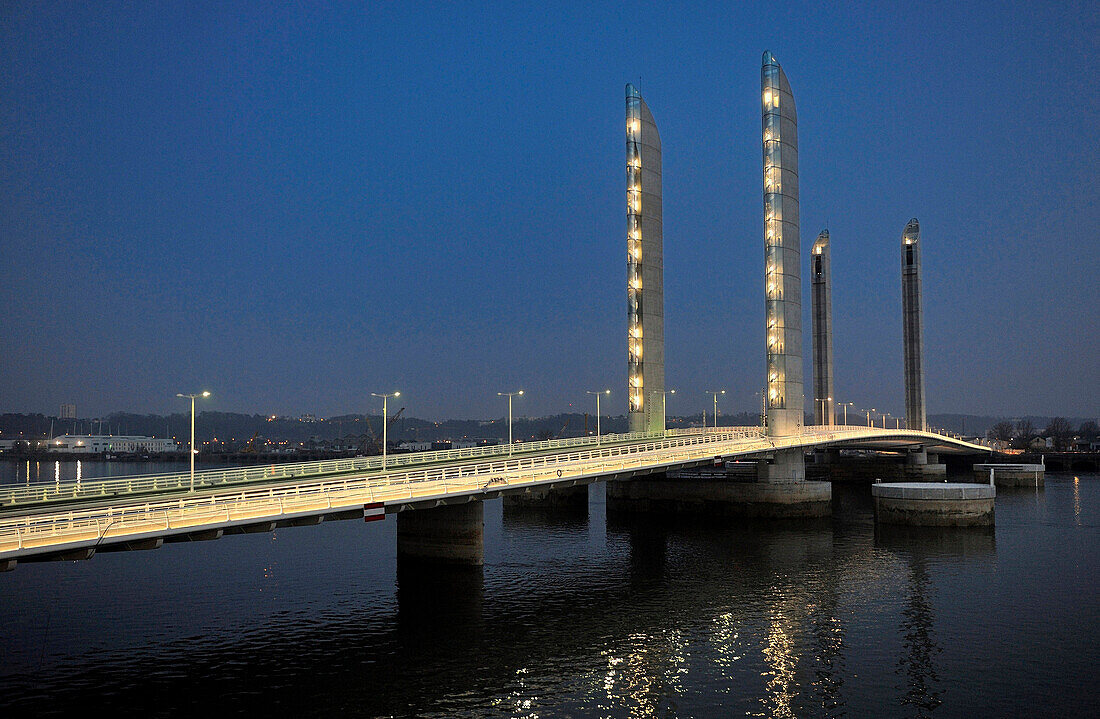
xmin=0 ymin=467 xmax=1096 ymax=718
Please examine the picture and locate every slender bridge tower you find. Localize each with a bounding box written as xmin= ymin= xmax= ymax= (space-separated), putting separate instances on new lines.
xmin=762 ymin=51 xmax=803 ymax=439
xmin=811 ymin=229 xmax=835 ymax=425
xmin=756 ymin=49 xmax=821 ymax=500
xmin=626 ymin=84 xmax=665 ymax=434
xmin=607 ymin=56 xmax=829 ymax=516
xmin=901 ymin=218 xmax=926 ymax=432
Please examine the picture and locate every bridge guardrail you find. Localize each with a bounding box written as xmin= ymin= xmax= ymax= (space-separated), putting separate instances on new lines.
xmin=0 ymin=425 xmax=989 ymax=558
xmin=0 ymin=429 xmax=766 ymax=553
xmin=0 ymin=426 xmax=757 ymax=508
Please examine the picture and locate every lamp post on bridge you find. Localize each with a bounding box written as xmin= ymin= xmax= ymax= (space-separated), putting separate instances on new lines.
xmin=649 ymin=389 xmax=675 ymax=435
xmin=586 ymin=390 xmax=610 ymax=444
xmin=176 ymin=390 xmax=210 ymax=492
xmin=370 ymin=391 xmax=400 ymax=469
xmin=817 ymin=396 xmax=832 ymax=426
xmin=866 ymin=408 xmax=875 ymax=427
xmin=705 ymin=390 xmax=725 ymax=430
xmin=497 ymin=390 xmax=524 ymax=456
xmin=841 ymin=402 xmax=854 ymax=426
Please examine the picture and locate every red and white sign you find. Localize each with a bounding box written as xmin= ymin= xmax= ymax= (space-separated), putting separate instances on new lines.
xmin=363 ymin=502 xmax=385 ymax=522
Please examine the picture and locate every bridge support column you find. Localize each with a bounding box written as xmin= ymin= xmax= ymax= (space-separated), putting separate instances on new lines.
xmin=397 ymin=501 xmax=484 ymax=567
xmin=904 ymin=447 xmax=946 ymax=479
xmin=606 ymin=454 xmax=831 ymax=519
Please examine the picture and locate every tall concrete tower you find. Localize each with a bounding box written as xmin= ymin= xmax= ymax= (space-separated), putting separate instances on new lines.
xmin=626 ymin=84 xmax=665 ymax=434
xmin=811 ymin=229 xmax=834 ymax=425
xmin=761 ymin=51 xmax=802 ymax=437
xmin=901 ymin=218 xmax=926 ymax=431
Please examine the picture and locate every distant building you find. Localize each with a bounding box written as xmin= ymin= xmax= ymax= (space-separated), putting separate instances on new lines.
xmin=59 ymin=404 xmax=77 ymax=419
xmin=1028 ymin=436 xmax=1053 ymax=450
xmin=49 ymin=435 xmax=178 ymax=454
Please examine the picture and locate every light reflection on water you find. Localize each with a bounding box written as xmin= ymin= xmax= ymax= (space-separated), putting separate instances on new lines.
xmin=0 ymin=469 xmax=1095 ymax=718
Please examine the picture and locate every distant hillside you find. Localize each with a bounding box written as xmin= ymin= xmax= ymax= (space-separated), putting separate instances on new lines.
xmin=1 ymin=410 xmax=1091 ymax=446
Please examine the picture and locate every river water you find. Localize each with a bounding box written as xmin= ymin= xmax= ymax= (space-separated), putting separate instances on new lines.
xmin=0 ymin=462 xmax=1096 ymax=718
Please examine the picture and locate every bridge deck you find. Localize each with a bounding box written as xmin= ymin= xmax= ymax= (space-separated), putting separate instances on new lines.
xmin=0 ymin=426 xmax=988 ymax=565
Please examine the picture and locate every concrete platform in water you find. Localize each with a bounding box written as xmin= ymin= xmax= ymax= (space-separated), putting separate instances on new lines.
xmin=871 ymin=481 xmax=995 ymax=527
xmin=973 ymin=463 xmax=1043 ymax=488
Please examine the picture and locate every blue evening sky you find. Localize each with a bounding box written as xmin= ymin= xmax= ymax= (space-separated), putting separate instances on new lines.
xmin=1 ymin=1 xmax=1097 ymax=420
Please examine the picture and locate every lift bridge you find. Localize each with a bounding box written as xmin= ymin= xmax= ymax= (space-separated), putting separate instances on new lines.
xmin=0 ymin=425 xmax=986 ymax=571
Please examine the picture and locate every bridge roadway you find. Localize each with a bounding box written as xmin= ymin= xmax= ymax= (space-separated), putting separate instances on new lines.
xmin=0 ymin=426 xmax=987 ymax=570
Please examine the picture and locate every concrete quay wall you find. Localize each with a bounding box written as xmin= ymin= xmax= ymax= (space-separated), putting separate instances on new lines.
xmin=502 ymin=483 xmax=589 ymax=509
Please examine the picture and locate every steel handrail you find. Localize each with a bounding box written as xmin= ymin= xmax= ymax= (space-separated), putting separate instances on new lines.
xmin=0 ymin=426 xmax=988 ymax=555
xmin=0 ymin=427 xmax=738 ymax=507
xmin=0 ymin=429 xmax=759 ymax=547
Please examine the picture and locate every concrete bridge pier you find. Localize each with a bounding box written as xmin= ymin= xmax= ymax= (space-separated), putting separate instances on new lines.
xmin=396 ymin=501 xmax=484 ymax=567
xmin=973 ymin=463 xmax=1045 ymax=488
xmin=605 ymin=449 xmax=831 ymax=518
xmin=905 ymin=447 xmax=946 ymax=479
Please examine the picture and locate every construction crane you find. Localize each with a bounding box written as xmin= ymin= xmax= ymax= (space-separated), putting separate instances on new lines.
xmin=240 ymin=432 xmax=261 ymax=453
xmin=359 ymin=407 xmax=405 ymax=455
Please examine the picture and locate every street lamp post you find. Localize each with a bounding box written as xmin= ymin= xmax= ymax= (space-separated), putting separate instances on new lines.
xmin=370 ymin=391 xmax=401 ymax=469
xmin=586 ymin=390 xmax=610 ymax=444
xmin=817 ymin=396 xmax=833 ymax=426
xmin=842 ymin=402 xmax=854 ymax=426
xmin=866 ymin=408 xmax=875 ymax=427
xmin=176 ymin=391 xmax=210 ymax=492
xmin=497 ymin=390 xmax=524 ymax=455
xmin=650 ymin=389 xmax=675 ymax=435
xmin=705 ymin=390 xmax=725 ymax=430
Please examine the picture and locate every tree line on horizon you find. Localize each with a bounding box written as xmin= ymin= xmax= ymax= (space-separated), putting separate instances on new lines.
xmin=986 ymin=417 xmax=1098 ymax=451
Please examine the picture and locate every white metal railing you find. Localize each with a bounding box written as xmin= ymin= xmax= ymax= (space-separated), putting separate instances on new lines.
xmin=0 ymin=424 xmax=985 ymax=510
xmin=0 ymin=429 xmax=765 ymax=554
xmin=0 ymin=425 xmax=990 ymax=558
xmin=0 ymin=427 xmax=744 ymax=508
